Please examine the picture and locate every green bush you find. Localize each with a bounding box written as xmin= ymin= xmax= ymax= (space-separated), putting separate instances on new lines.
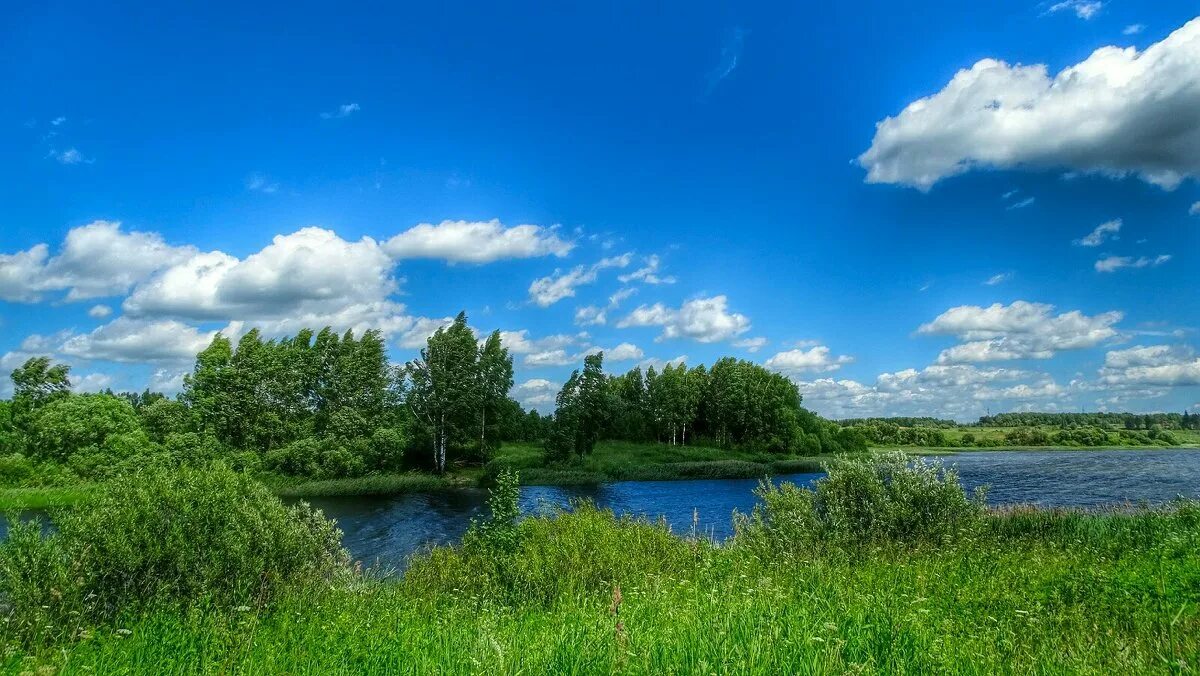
xmin=0 ymin=453 xmax=34 ymax=485
xmin=28 ymin=394 xmax=141 ymax=461
xmin=0 ymin=464 xmax=348 ymax=647
xmin=735 ymin=453 xmax=985 ymax=555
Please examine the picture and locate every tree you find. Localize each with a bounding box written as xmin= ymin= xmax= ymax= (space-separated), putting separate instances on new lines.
xmin=477 ymin=331 xmax=514 ymax=456
xmin=405 ymin=313 xmax=481 ymax=473
xmin=575 ymin=353 xmax=611 ymax=455
xmin=10 ymin=357 xmax=72 ymax=431
xmin=28 ymin=394 xmax=140 ymax=461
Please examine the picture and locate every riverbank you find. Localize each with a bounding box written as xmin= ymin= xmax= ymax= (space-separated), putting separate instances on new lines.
xmin=9 ymin=499 xmax=1199 ymax=673
xmin=0 ymin=441 xmax=828 ymax=509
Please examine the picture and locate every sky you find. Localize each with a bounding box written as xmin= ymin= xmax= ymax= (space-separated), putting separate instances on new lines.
xmin=1 ymin=0 xmax=1198 ymax=421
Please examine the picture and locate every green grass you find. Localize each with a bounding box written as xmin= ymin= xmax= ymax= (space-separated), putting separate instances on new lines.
xmin=8 ymin=503 xmax=1198 ymax=674
xmin=488 ymin=440 xmax=827 ymax=485
xmin=0 ymin=484 xmax=95 ymax=510
xmin=268 ymin=472 xmax=459 ymax=499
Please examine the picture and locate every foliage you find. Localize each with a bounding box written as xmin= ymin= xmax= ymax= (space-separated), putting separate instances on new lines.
xmin=0 ymin=464 xmax=348 ymax=648
xmin=463 ymin=468 xmax=521 ymax=553
xmin=27 ymin=394 xmax=141 ymax=462
xmin=736 ymin=453 xmax=985 ymax=554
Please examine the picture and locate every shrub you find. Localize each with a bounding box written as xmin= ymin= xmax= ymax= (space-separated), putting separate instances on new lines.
xmin=735 ymin=453 xmax=985 ymax=555
xmin=463 ymin=468 xmax=521 ymax=553
xmin=0 ymin=464 xmax=348 ymax=647
xmin=0 ymin=453 xmax=34 ymax=485
xmin=28 ymin=394 xmax=141 ymax=461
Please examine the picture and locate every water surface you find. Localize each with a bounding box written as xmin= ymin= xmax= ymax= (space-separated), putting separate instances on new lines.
xmin=305 ymin=448 xmax=1200 ymax=571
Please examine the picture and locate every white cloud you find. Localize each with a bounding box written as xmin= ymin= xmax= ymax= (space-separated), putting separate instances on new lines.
xmin=574 ymin=305 xmax=607 ymax=326
xmin=50 ymin=148 xmax=89 ymax=165
xmin=124 ymin=227 xmax=395 ymax=322
xmin=1099 ymin=344 xmax=1200 ymax=387
xmin=498 ymin=330 xmax=582 ymax=355
xmin=1124 ymin=24 xmax=1145 ymax=35
xmin=919 ymin=301 xmax=1123 ymax=363
xmin=72 ymin=373 xmax=114 ymax=393
xmin=1094 ymin=254 xmax=1171 ymax=272
xmin=859 ymin=18 xmax=1200 ymax=190
xmin=384 ymin=219 xmax=572 ymax=263
xmin=50 ymin=116 xmax=66 ymax=126
xmin=88 ymin=304 xmax=112 ymax=319
xmin=765 ymin=346 xmax=853 ymax=374
xmin=56 ymin=317 xmax=218 ymax=364
xmin=149 ymin=369 xmax=188 ymax=395
xmin=984 ymin=273 xmax=1011 ymax=286
xmin=795 ymin=364 xmax=1060 ymax=419
xmin=1048 ymin=0 xmax=1102 ymax=20
xmin=1189 ymin=201 xmax=1200 ymax=216
xmin=617 ymin=295 xmax=751 ymax=343
xmin=583 ymin=342 xmax=644 ymax=362
xmin=245 ymin=173 xmax=279 ymax=193
xmin=528 ymin=254 xmax=632 ymax=307
xmin=618 ymin=255 xmax=676 ymax=285
xmin=320 ymin=103 xmax=361 ymax=119
xmin=0 ymin=220 xmax=197 ymax=303
xmin=1006 ymin=197 xmax=1036 ymax=210
xmin=733 ymin=336 xmax=768 ymax=353
xmin=1075 ymin=219 xmax=1122 ymax=246
xmin=513 ymin=378 xmax=558 ymax=408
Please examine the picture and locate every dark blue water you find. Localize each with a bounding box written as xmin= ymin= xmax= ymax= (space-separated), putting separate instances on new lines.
xmin=305 ymin=449 xmax=1200 ymax=571
xmin=6 ymin=450 xmax=1199 ymax=571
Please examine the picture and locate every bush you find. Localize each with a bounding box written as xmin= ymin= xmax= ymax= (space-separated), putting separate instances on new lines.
xmin=0 ymin=453 xmax=34 ymax=485
xmin=735 ymin=453 xmax=985 ymax=555
xmin=28 ymin=394 xmax=141 ymax=461
xmin=265 ymin=437 xmax=369 ymax=479
xmin=0 ymin=464 xmax=348 ymax=647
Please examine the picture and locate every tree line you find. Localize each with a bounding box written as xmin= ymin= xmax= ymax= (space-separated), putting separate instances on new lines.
xmin=544 ymin=353 xmax=867 ymax=459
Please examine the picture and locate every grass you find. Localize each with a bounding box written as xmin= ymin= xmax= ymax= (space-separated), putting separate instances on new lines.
xmin=268 ymin=472 xmax=460 ymax=498
xmin=487 ymin=440 xmax=827 ymax=485
xmin=0 ymin=484 xmax=96 ymax=510
xmin=7 ymin=501 xmax=1199 ymax=674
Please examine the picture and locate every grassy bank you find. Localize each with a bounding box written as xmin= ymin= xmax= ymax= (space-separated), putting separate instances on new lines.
xmin=0 ymin=485 xmax=95 ymax=510
xmin=8 ymin=498 xmax=1199 ymax=673
xmin=487 ymin=440 xmax=827 ymax=485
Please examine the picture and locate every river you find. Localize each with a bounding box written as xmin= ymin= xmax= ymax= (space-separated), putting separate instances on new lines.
xmin=302 ymin=448 xmax=1200 ymax=572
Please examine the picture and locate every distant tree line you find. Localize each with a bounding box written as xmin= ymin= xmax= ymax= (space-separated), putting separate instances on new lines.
xmin=544 ymin=353 xmax=866 ymax=460
xmin=841 ymin=417 xmax=959 ymax=429
xmin=978 ymin=412 xmax=1200 ymax=430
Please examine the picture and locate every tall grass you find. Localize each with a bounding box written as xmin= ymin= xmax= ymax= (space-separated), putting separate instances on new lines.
xmin=3 ymin=455 xmax=1198 ymax=673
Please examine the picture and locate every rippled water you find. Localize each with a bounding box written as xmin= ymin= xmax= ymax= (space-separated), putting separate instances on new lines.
xmin=5 ymin=449 xmax=1198 ymax=572
xmin=306 ymin=448 xmax=1200 ymax=571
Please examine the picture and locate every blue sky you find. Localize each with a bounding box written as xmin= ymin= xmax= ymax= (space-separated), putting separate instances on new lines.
xmin=2 ymin=0 xmax=1198 ymax=420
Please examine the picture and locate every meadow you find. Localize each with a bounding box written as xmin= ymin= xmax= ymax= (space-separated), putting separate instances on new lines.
xmin=3 ymin=457 xmax=1197 ymax=674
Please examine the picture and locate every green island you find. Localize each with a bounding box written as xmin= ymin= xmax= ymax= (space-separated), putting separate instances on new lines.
xmin=2 ymin=315 xmax=1198 ymax=672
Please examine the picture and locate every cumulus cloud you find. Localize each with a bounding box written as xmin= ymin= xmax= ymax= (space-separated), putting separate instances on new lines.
xmin=580 ymin=342 xmax=645 ymax=362
xmin=617 ymin=295 xmax=751 ymax=343
xmin=1075 ymin=219 xmax=1121 ymax=246
xmin=528 ymin=254 xmax=632 ymax=307
xmin=859 ymin=18 xmax=1200 ymax=190
xmin=1094 ymin=254 xmax=1171 ymax=272
xmin=384 ymin=219 xmax=572 ymax=263
xmin=795 ymin=364 xmax=1061 ymax=419
xmin=513 ymin=378 xmax=558 ymax=408
xmin=918 ymin=300 xmax=1122 ymax=363
xmin=55 ymin=317 xmax=218 ymax=364
xmin=124 ymin=227 xmax=395 ymax=322
xmin=0 ymin=221 xmax=196 ymax=303
xmin=72 ymin=372 xmax=114 ymax=393
xmin=1099 ymin=344 xmax=1200 ymax=387
xmin=88 ymin=304 xmax=112 ymax=319
xmin=764 ymin=346 xmax=853 ymax=374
